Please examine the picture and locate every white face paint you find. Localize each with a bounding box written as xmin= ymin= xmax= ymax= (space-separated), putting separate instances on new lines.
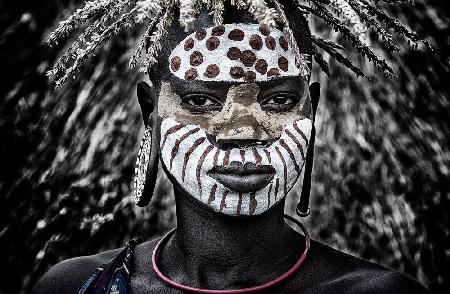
xmin=160 ymin=117 xmax=311 ymax=216
xmin=158 ymin=23 xmax=312 ymax=215
xmin=169 ymin=23 xmax=309 ymax=82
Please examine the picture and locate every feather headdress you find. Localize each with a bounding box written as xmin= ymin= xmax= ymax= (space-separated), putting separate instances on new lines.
xmin=46 ymin=0 xmax=430 ymax=87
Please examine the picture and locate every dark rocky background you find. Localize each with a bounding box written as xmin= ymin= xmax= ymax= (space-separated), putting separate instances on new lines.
xmin=1 ymin=1 xmax=448 ymax=293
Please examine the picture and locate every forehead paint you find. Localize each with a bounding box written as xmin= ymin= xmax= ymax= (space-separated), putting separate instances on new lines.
xmin=159 ymin=117 xmax=312 ymax=216
xmin=169 ymin=23 xmax=310 ymax=82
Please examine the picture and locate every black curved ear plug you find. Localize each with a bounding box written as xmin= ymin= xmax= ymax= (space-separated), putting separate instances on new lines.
xmin=297 ymin=82 xmax=320 ymax=217
xmin=134 ymin=81 xmax=161 ymax=207
xmin=137 ymin=81 xmax=155 ymax=127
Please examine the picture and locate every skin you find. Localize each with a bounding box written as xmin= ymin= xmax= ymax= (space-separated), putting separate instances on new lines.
xmin=158 ymin=76 xmax=311 ymax=144
xmin=33 ymin=76 xmax=430 ymax=293
xmin=32 ymin=12 xmax=429 ymax=294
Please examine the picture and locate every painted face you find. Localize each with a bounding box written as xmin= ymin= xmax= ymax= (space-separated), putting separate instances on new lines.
xmin=158 ymin=24 xmax=312 ymax=216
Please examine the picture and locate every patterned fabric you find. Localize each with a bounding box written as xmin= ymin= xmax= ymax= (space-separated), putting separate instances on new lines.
xmin=78 ymin=239 xmax=141 ymax=294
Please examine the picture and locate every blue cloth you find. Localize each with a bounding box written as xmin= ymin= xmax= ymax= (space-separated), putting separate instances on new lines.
xmin=78 ymin=239 xmax=141 ymax=294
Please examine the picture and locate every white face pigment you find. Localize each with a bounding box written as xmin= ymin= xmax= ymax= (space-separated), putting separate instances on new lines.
xmin=159 ymin=23 xmax=312 ymax=216
xmin=160 ymin=117 xmax=311 ymax=216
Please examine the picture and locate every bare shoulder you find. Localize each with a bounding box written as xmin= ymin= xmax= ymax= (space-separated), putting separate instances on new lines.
xmin=32 ymin=237 xmax=163 ymax=294
xmin=31 ymin=247 xmax=122 ymax=294
xmin=296 ymin=240 xmax=430 ymax=294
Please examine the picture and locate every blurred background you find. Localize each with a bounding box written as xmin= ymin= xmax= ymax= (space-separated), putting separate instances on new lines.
xmin=1 ymin=0 xmax=449 ymax=293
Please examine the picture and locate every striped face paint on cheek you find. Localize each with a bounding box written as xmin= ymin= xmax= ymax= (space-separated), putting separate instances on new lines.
xmin=159 ymin=117 xmax=312 ymax=216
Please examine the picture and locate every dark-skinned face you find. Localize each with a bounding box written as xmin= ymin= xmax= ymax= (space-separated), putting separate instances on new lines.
xmin=158 ymin=24 xmax=312 ymax=216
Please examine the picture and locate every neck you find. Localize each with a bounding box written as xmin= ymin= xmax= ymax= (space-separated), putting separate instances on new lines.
xmin=158 ymin=187 xmax=305 ymax=289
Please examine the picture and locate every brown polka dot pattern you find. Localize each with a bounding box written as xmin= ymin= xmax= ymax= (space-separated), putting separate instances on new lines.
xmin=227 ymin=47 xmax=242 ymax=60
xmin=212 ymin=25 xmax=225 ymax=36
xmin=195 ymin=29 xmax=207 ymax=40
xmin=259 ymin=25 xmax=270 ymax=36
xmin=190 ymin=51 xmax=203 ymax=66
xmin=278 ymin=57 xmax=289 ymax=72
xmin=204 ymin=64 xmax=220 ymax=78
xmin=169 ymin=24 xmax=309 ymax=81
xmin=228 ymin=29 xmax=245 ymax=41
xmin=206 ymin=37 xmax=220 ymax=51
xmin=185 ymin=68 xmax=198 ymax=80
xmin=230 ymin=67 xmax=244 ymax=79
xmin=265 ymin=36 xmax=276 ymax=50
xmin=240 ymin=50 xmax=256 ymax=67
xmin=170 ymin=56 xmax=181 ymax=72
xmin=255 ymin=59 xmax=268 ymax=74
xmin=243 ymin=71 xmax=256 ymax=82
xmin=184 ymin=38 xmax=194 ymax=51
xmin=267 ymin=68 xmax=280 ymax=77
xmin=279 ymin=36 xmax=289 ymax=51
xmin=249 ymin=34 xmax=263 ymax=50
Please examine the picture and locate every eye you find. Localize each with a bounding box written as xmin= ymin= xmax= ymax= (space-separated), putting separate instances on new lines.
xmin=181 ymin=94 xmax=222 ymax=112
xmin=260 ymin=93 xmax=299 ymax=112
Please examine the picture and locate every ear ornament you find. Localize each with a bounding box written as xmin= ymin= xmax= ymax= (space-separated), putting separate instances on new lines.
xmin=297 ymin=82 xmax=320 ymax=217
xmin=133 ymin=82 xmax=160 ymax=207
xmin=133 ymin=126 xmax=153 ymax=206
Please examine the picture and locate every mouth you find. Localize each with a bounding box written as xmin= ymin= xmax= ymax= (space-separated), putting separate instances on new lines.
xmin=207 ymin=161 xmax=275 ymax=193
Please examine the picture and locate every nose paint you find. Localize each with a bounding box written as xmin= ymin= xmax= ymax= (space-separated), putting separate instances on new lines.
xmin=211 ymin=83 xmax=269 ymax=141
xmin=159 ymin=117 xmax=311 ymax=216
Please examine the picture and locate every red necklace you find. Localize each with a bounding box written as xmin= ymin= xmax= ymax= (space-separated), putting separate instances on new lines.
xmin=152 ymin=214 xmax=310 ymax=293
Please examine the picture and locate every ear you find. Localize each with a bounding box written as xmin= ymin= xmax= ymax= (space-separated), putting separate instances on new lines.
xmin=309 ymin=82 xmax=320 ymax=120
xmin=134 ymin=81 xmax=161 ymax=207
xmin=137 ymin=81 xmax=157 ymax=127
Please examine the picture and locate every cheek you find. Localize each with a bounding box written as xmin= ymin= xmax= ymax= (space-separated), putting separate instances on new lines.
xmin=256 ymin=107 xmax=309 ymax=140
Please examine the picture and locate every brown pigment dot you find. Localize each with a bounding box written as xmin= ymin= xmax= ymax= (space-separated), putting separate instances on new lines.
xmin=195 ymin=29 xmax=207 ymax=40
xmin=184 ymin=37 xmax=195 ymax=51
xmin=267 ymin=68 xmax=280 ymax=77
xmin=278 ymin=57 xmax=289 ymax=72
xmin=227 ymin=47 xmax=242 ymax=60
xmin=255 ymin=59 xmax=268 ymax=75
xmin=249 ymin=34 xmax=263 ymax=50
xmin=190 ymin=51 xmax=203 ymax=66
xmin=206 ymin=37 xmax=220 ymax=51
xmin=230 ymin=67 xmax=244 ymax=79
xmin=212 ymin=25 xmax=225 ymax=36
xmin=243 ymin=71 xmax=256 ymax=82
xmin=204 ymin=64 xmax=220 ymax=78
xmin=185 ymin=68 xmax=198 ymax=80
xmin=259 ymin=25 xmax=270 ymax=36
xmin=265 ymin=36 xmax=276 ymax=50
xmin=228 ymin=29 xmax=245 ymax=41
xmin=170 ymin=56 xmax=181 ymax=72
xmin=279 ymin=36 xmax=289 ymax=51
xmin=240 ymin=50 xmax=256 ymax=67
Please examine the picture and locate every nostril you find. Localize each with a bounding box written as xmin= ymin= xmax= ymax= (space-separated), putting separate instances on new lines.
xmin=219 ymin=141 xmax=241 ymax=150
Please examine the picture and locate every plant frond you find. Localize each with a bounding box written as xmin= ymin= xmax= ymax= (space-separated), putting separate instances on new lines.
xmin=245 ymin=0 xmax=278 ymax=27
xmin=53 ymin=5 xmax=140 ymax=87
xmin=141 ymin=1 xmax=176 ymax=71
xmin=46 ymin=0 xmax=430 ymax=86
xmin=313 ymin=35 xmax=369 ymax=79
xmin=312 ymin=43 xmax=333 ymax=78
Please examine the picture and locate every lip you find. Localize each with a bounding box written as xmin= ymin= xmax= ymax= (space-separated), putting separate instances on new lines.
xmin=207 ymin=161 xmax=275 ymax=193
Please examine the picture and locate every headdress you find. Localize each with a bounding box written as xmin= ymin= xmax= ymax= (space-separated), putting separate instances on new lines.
xmin=46 ymin=0 xmax=430 ymax=87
